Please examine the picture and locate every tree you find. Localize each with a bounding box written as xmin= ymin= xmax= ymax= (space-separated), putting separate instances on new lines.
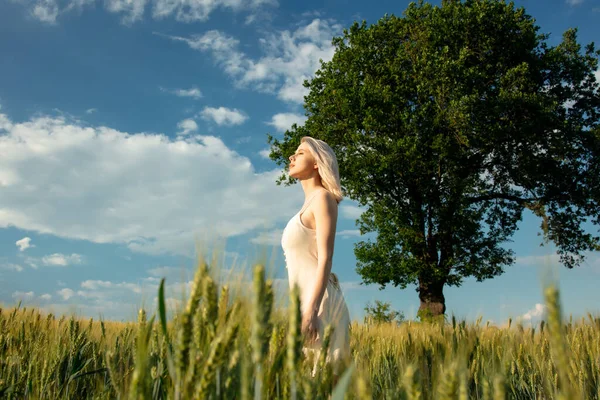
xmin=267 ymin=0 xmax=600 ymax=317
xmin=364 ymin=300 xmax=405 ymax=325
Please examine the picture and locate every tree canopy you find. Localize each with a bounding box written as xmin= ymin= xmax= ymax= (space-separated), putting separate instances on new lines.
xmin=267 ymin=0 xmax=600 ymax=316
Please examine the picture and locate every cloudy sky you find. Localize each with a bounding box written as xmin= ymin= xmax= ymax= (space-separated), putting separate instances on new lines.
xmin=1 ymin=0 xmax=599 ymax=325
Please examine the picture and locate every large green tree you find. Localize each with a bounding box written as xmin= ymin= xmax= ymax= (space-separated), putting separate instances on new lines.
xmin=267 ymin=0 xmax=600 ymax=317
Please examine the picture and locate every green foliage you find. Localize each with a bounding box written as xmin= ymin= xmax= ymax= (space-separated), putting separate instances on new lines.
xmin=416 ymin=308 xmax=445 ymax=324
xmin=364 ymin=300 xmax=405 ymax=325
xmin=267 ymin=0 xmax=600 ymax=316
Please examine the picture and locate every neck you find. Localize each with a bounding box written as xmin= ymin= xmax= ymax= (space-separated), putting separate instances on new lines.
xmin=300 ymin=176 xmax=324 ymax=200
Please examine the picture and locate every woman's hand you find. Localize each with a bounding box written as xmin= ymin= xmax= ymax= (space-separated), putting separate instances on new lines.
xmin=301 ymin=310 xmax=319 ymax=344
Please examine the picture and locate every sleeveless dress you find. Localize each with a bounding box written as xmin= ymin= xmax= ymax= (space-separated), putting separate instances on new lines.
xmin=281 ymin=188 xmax=351 ymax=374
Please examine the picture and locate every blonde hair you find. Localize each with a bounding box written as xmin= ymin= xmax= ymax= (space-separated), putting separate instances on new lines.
xmin=301 ymin=136 xmax=344 ymax=204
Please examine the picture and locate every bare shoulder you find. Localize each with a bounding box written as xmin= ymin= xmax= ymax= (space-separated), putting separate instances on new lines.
xmin=314 ymin=189 xmax=338 ymax=212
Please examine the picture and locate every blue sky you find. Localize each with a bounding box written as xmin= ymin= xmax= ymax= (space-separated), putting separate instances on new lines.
xmin=0 ymin=0 xmax=599 ymax=325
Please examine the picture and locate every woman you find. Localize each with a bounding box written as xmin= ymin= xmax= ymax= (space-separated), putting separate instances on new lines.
xmin=280 ymin=136 xmax=351 ymax=377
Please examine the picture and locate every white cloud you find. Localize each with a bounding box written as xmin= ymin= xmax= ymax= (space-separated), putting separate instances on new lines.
xmin=161 ymin=86 xmax=203 ymax=99
xmin=251 ymin=229 xmax=283 ymax=246
xmin=62 ymin=0 xmax=95 ymax=13
xmin=155 ymin=30 xmax=246 ymax=76
xmin=267 ymin=113 xmax=307 ymax=133
xmin=199 ymin=106 xmax=247 ymax=126
xmin=18 ymin=0 xmax=276 ymax=25
xmin=158 ymin=18 xmax=342 ymax=104
xmin=246 ymin=18 xmax=342 ymax=103
xmin=12 ymin=291 xmax=35 ymax=301
xmin=520 ymin=303 xmax=546 ymax=321
xmin=41 ymin=300 xmax=138 ymax=320
xmin=104 ymin=0 xmax=147 ymax=24
xmin=336 ymin=229 xmax=361 ymax=238
xmin=259 ymin=148 xmax=271 ymax=159
xmin=252 ymin=0 xmax=277 ymax=6
xmin=595 ymin=69 xmax=600 ymax=85
xmin=22 ymin=259 xmax=292 ymax=320
xmin=86 ymin=108 xmax=97 ymax=114
xmin=2 ymin=263 xmax=24 ymax=272
xmin=80 ymin=279 xmax=142 ymax=293
xmin=0 ymin=167 xmax=20 ymax=187
xmin=23 ymin=256 xmax=39 ymax=269
xmin=31 ymin=0 xmax=59 ymax=24
xmin=57 ymin=288 xmax=75 ymax=300
xmin=0 ymin=108 xmax=12 ymax=131
xmin=235 ymin=136 xmax=252 ymax=144
xmin=46 ymin=275 xmax=190 ymax=319
xmin=566 ymin=0 xmax=584 ymax=5
xmin=41 ymin=253 xmax=83 ymax=266
xmin=340 ymin=203 xmax=365 ymax=220
xmin=14 ymin=251 xmax=83 ymax=269
xmin=152 ymin=0 xmax=277 ymax=23
xmin=177 ymin=119 xmax=198 ymax=136
xmin=26 ymin=0 xmax=95 ymax=24
xmin=16 ymin=237 xmax=34 ymax=251
xmin=175 ymin=87 xmax=202 ymax=99
xmin=0 ymin=109 xmax=301 ymax=256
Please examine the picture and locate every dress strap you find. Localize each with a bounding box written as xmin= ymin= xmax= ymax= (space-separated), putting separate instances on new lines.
xmin=299 ymin=188 xmax=327 ymax=215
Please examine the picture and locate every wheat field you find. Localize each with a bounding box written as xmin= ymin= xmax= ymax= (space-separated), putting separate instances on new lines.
xmin=1 ymin=257 xmax=599 ymax=399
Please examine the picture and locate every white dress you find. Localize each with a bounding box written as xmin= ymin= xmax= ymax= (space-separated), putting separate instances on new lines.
xmin=281 ymin=189 xmax=351 ymax=374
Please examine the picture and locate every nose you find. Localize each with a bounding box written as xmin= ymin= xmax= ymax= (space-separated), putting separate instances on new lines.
xmin=289 ymin=154 xmax=296 ymax=161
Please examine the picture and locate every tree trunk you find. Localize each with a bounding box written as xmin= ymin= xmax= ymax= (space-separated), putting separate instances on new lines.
xmin=418 ymin=277 xmax=446 ymax=318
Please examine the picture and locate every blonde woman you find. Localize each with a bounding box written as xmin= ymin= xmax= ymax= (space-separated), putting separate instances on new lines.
xmin=281 ymin=136 xmax=351 ymax=377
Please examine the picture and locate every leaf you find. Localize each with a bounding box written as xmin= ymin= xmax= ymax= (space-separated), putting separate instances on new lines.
xmin=331 ymin=364 xmax=355 ymax=400
xmin=158 ymin=278 xmax=175 ymax=381
xmin=158 ymin=278 xmax=169 ymax=342
xmin=72 ymin=368 xmax=108 ymax=380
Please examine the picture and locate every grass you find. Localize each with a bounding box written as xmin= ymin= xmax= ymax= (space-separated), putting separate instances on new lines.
xmin=1 ymin=255 xmax=599 ymax=399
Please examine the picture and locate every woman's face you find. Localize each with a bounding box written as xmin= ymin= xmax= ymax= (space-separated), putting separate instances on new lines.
xmin=288 ymin=142 xmax=317 ymax=179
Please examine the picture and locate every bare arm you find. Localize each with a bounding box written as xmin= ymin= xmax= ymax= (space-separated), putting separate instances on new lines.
xmin=305 ymin=191 xmax=338 ymax=316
